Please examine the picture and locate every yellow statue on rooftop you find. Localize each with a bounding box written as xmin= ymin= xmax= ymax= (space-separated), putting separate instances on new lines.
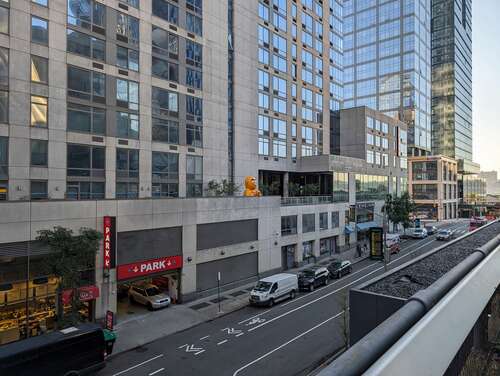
xmin=243 ymin=176 xmax=262 ymax=197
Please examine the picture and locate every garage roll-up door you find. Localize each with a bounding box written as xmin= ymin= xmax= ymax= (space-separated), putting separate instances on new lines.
xmin=196 ymin=252 xmax=258 ymax=292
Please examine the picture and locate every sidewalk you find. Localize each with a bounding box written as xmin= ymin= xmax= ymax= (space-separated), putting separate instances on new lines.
xmin=110 ymin=249 xmax=369 ymax=356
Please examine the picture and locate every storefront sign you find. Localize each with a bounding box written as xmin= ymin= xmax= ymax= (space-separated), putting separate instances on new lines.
xmin=78 ymin=285 xmax=100 ymax=301
xmin=117 ymin=255 xmax=183 ymax=280
xmin=103 ymin=216 xmax=116 ymax=270
xmin=369 ymin=227 xmax=384 ymax=260
xmin=62 ymin=289 xmax=73 ymax=305
xmin=106 ymin=310 xmax=114 ymax=330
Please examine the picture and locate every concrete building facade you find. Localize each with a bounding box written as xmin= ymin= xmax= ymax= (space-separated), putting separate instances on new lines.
xmin=408 ymin=155 xmax=458 ymax=220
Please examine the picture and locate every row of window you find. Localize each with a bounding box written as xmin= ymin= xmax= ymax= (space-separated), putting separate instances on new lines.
xmin=281 ymin=211 xmax=341 ymax=236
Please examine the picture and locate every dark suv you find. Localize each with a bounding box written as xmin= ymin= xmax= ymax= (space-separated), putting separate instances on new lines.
xmin=298 ymin=267 xmax=329 ymax=292
xmin=327 ymin=260 xmax=352 ymax=279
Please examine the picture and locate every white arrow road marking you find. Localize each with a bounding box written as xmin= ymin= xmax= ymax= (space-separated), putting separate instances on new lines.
xmin=148 ymin=368 xmax=165 ymax=376
xmin=222 ymin=327 xmax=242 ymax=335
xmin=233 ymin=312 xmax=344 ymax=376
xmin=112 ymin=354 xmax=164 ymax=376
xmin=178 ymin=344 xmax=204 ymax=353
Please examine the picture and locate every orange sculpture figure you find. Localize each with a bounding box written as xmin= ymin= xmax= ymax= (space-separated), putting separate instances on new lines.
xmin=243 ymin=176 xmax=262 ymax=197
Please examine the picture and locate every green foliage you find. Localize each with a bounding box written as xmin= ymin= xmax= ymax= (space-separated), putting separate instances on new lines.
xmin=261 ymin=181 xmax=281 ymax=196
xmin=288 ymin=182 xmax=320 ymax=196
xmin=37 ymin=226 xmax=101 ymax=328
xmin=206 ymin=179 xmax=241 ymax=196
xmin=384 ymin=192 xmax=416 ymax=231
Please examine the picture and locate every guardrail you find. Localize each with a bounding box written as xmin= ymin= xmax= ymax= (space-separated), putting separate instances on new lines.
xmin=280 ymin=195 xmax=334 ymax=206
xmin=318 ymin=221 xmax=500 ymax=376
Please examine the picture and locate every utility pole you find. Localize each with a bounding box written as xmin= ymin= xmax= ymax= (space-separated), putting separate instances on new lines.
xmin=383 ymin=209 xmax=388 ymax=272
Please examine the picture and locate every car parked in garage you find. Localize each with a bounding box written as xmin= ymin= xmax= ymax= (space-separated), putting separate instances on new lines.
xmin=327 ymin=260 xmax=352 ymax=279
xmin=298 ymin=267 xmax=329 ymax=291
xmin=128 ymin=283 xmax=171 ymax=310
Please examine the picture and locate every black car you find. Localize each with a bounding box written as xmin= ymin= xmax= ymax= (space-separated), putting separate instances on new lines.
xmin=425 ymin=225 xmax=438 ymax=235
xmin=328 ymin=260 xmax=352 ymax=279
xmin=298 ymin=267 xmax=329 ymax=292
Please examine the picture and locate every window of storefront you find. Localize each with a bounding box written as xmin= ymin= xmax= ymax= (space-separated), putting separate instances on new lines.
xmin=281 ymin=215 xmax=297 ymax=236
xmin=319 ymin=212 xmax=328 ymax=230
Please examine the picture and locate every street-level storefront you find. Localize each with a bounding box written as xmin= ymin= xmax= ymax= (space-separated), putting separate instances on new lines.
xmin=0 ymin=243 xmax=97 ymax=345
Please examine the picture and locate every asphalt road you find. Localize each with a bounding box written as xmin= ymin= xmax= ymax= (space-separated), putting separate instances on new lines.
xmin=99 ymin=220 xmax=470 ymax=376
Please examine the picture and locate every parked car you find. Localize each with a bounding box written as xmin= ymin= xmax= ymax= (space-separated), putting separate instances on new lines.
xmin=327 ymin=260 xmax=352 ymax=279
xmin=128 ymin=283 xmax=171 ymax=310
xmin=436 ymin=229 xmax=453 ymax=241
xmin=425 ymin=225 xmax=438 ymax=235
xmin=249 ymin=273 xmax=298 ymax=307
xmin=298 ymin=267 xmax=330 ymax=291
xmin=412 ymin=228 xmax=428 ymax=239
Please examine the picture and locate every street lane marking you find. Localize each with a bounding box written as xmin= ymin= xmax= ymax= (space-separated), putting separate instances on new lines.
xmin=178 ymin=344 xmax=204 ymax=353
xmin=217 ymin=339 xmax=228 ymax=345
xmin=236 ymin=332 xmax=245 ymax=337
xmin=233 ymin=311 xmax=344 ymax=376
xmin=194 ymin=350 xmax=205 ymax=355
xmin=238 ymin=309 xmax=273 ymax=325
xmin=112 ymin=354 xmax=164 ymax=376
xmin=245 ymin=317 xmax=266 ymax=326
xmin=177 ymin=344 xmax=187 ymax=349
xmin=247 ymin=268 xmax=382 ymax=332
xmin=149 ymin=368 xmax=165 ymax=376
xmin=199 ymin=335 xmax=210 ymax=340
xmin=222 ymin=327 xmax=242 ymax=335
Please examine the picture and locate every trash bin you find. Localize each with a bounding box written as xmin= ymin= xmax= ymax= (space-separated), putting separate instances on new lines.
xmin=103 ymin=329 xmax=117 ymax=356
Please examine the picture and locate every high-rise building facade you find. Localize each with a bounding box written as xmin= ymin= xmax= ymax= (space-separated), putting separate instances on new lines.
xmin=342 ymin=0 xmax=432 ymax=157
xmin=431 ymin=0 xmax=472 ymax=165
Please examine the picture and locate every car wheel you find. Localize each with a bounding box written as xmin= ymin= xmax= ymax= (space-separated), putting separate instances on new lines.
xmin=338 ymin=272 xmax=342 ymax=279
xmin=268 ymin=299 xmax=275 ymax=308
xmin=309 ymin=284 xmax=314 ymax=292
xmin=147 ymin=303 xmax=154 ymax=311
xmin=290 ymin=290 xmax=296 ymax=299
xmin=324 ymin=278 xmax=329 ymax=286
xmin=348 ymin=267 xmax=352 ymax=274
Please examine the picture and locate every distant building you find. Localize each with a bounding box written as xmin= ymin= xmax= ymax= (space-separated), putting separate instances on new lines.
xmin=479 ymin=171 xmax=500 ymax=195
xmin=408 ymin=155 xmax=458 ymax=220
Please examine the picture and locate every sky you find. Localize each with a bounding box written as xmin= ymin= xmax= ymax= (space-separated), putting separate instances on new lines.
xmin=473 ymin=0 xmax=500 ymax=173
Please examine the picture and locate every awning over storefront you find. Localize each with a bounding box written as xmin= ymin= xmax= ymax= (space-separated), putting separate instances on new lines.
xmin=344 ymin=225 xmax=354 ymax=234
xmin=356 ymin=221 xmax=378 ymax=231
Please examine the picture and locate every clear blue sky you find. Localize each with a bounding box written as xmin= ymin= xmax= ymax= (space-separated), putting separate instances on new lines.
xmin=473 ymin=0 xmax=500 ymax=173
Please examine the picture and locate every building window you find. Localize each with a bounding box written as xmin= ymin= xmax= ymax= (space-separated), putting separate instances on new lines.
xmin=123 ymin=0 xmax=138 ymax=8
xmin=186 ymin=123 xmax=202 ymax=147
xmin=152 ymin=118 xmax=179 ymax=144
xmin=186 ymin=155 xmax=203 ymax=197
xmin=117 ymin=46 xmax=139 ymax=72
xmin=0 ymin=136 xmax=7 ymax=200
xmin=152 ymin=26 xmax=178 ymax=58
xmin=116 ymin=13 xmax=139 ymax=44
xmin=116 ymin=79 xmax=139 ymax=110
xmin=186 ymin=68 xmax=202 ymax=89
xmin=331 ymin=211 xmax=339 ymax=228
xmin=67 ymin=66 xmax=105 ymax=102
xmin=31 ymin=16 xmax=48 ymax=45
xmin=31 ymin=96 xmax=48 ymax=127
xmin=302 ymin=213 xmax=315 ymax=233
xmin=281 ymin=215 xmax=297 ymax=236
xmin=31 ymin=180 xmax=48 ymax=200
xmin=355 ymin=174 xmax=389 ymax=201
xmin=116 ymin=148 xmax=139 ymax=199
xmin=186 ymin=13 xmax=202 ymax=36
xmin=152 ymin=151 xmax=179 ymax=197
xmin=66 ymin=29 xmax=105 ymax=61
xmin=186 ymin=95 xmax=202 ymax=122
xmin=30 ymin=139 xmax=48 ymax=166
xmin=67 ymin=103 xmax=105 ymax=135
xmin=0 ymin=90 xmax=7 ymax=123
xmin=31 ymin=55 xmax=48 ymax=84
xmin=67 ymin=144 xmax=105 ymax=199
xmin=0 ymin=2 xmax=8 ymax=35
xmin=186 ymin=40 xmax=202 ymax=68
xmin=152 ymin=56 xmax=179 ymax=82
xmin=186 ymin=0 xmax=202 ymax=14
xmin=152 ymin=86 xmax=178 ymax=116
xmin=319 ymin=212 xmax=328 ymax=230
xmin=67 ymin=0 xmax=106 ymax=31
xmin=152 ymin=0 xmax=179 ymax=25
xmin=116 ymin=112 xmax=139 ymax=139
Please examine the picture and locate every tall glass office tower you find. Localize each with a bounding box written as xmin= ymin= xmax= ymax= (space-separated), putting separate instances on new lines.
xmin=343 ymin=0 xmax=432 ymax=157
xmin=431 ymin=0 xmax=472 ymax=165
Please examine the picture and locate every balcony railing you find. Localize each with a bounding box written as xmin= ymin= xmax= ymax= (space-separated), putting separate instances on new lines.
xmin=280 ymin=195 xmax=334 ymax=206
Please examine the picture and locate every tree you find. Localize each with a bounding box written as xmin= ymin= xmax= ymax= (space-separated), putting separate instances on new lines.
xmin=206 ymin=179 xmax=241 ymax=196
xmin=384 ymin=192 xmax=415 ymax=233
xmin=37 ymin=226 xmax=101 ymax=328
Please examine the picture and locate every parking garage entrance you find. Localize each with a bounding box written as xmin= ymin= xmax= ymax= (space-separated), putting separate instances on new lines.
xmin=115 ymin=256 xmax=182 ymax=322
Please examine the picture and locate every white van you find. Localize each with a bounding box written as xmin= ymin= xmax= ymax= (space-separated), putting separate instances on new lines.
xmin=249 ymin=273 xmax=298 ymax=307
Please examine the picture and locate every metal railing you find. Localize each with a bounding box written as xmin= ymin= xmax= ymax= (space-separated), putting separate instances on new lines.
xmin=280 ymin=195 xmax=334 ymax=206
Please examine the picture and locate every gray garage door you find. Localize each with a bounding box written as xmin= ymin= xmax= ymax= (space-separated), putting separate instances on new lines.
xmin=196 ymin=252 xmax=258 ymax=292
